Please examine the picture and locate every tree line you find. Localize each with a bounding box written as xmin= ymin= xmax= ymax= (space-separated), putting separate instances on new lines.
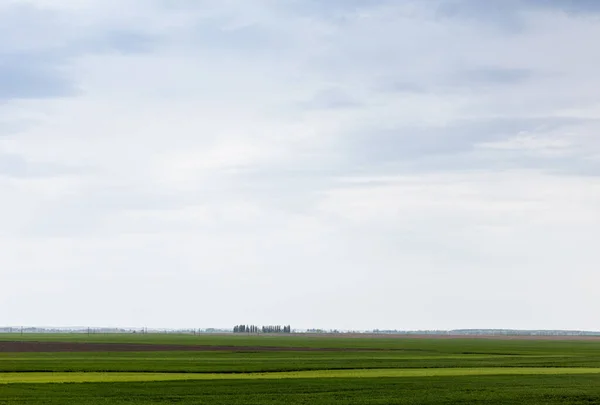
xmin=233 ymin=325 xmax=292 ymax=334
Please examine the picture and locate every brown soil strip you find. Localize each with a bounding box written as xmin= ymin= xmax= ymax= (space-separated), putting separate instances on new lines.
xmin=3 ymin=334 xmax=599 ymax=353
xmin=0 ymin=341 xmax=362 ymax=353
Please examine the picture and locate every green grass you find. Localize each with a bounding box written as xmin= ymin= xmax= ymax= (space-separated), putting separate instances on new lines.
xmin=3 ymin=333 xmax=600 ymax=403
xmin=3 ymin=376 xmax=600 ymax=404
xmin=2 ymin=368 xmax=600 ymax=384
xmin=2 ymin=350 xmax=600 ymax=373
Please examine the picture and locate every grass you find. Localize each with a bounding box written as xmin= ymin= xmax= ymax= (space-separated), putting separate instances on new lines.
xmin=4 ymin=350 xmax=600 ymax=373
xmin=3 ymin=333 xmax=600 ymax=403
xmin=2 ymin=368 xmax=600 ymax=384
xmin=3 ymin=376 xmax=600 ymax=404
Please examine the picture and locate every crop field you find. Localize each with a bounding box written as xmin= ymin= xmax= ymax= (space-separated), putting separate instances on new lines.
xmin=2 ymin=334 xmax=600 ymax=404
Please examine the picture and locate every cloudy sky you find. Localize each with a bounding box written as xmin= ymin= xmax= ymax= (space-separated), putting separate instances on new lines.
xmin=2 ymin=0 xmax=600 ymax=331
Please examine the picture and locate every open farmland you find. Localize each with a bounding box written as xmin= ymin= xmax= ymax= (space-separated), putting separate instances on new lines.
xmin=2 ymin=334 xmax=600 ymax=404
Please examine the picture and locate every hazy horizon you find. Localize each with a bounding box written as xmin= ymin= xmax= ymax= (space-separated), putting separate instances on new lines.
xmin=3 ymin=325 xmax=600 ymax=334
xmin=2 ymin=0 xmax=600 ymax=331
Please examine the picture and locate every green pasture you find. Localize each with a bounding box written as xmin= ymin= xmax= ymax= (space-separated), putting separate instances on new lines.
xmin=1 ymin=350 xmax=600 ymax=373
xmin=3 ymin=375 xmax=600 ymax=404
xmin=2 ymin=333 xmax=600 ymax=403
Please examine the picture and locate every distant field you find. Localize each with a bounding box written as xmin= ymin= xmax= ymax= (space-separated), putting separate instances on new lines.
xmin=2 ymin=333 xmax=600 ymax=403
xmin=3 ymin=332 xmax=600 ymax=351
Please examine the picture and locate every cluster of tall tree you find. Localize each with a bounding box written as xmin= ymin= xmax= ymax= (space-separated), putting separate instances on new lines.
xmin=262 ymin=325 xmax=291 ymax=333
xmin=233 ymin=325 xmax=258 ymax=333
xmin=233 ymin=325 xmax=291 ymax=334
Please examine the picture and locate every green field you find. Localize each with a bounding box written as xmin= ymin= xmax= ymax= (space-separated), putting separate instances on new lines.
xmin=2 ymin=333 xmax=600 ymax=404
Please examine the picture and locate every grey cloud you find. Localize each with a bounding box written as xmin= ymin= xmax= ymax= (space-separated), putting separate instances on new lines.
xmin=300 ymin=87 xmax=362 ymax=110
xmin=435 ymin=0 xmax=600 ymax=29
xmin=0 ymin=120 xmax=33 ymax=137
xmin=504 ymin=153 xmax=600 ymax=177
xmin=0 ymin=3 xmax=163 ymax=102
xmin=342 ymin=117 xmax=595 ymax=171
xmin=440 ymin=0 xmax=600 ymax=14
xmin=434 ymin=1 xmax=526 ymax=31
xmin=384 ymin=82 xmax=428 ymax=94
xmin=202 ymin=117 xmax=599 ymax=213
xmin=90 ymin=31 xmax=160 ymax=54
xmin=0 ymin=3 xmax=66 ymax=51
xmin=524 ymin=0 xmax=600 ymax=13
xmin=0 ymin=154 xmax=28 ymax=176
xmin=193 ymin=23 xmax=285 ymax=52
xmin=457 ymin=67 xmax=532 ymax=86
xmin=0 ymin=53 xmax=76 ymax=100
xmin=377 ymin=67 xmax=532 ymax=97
xmin=0 ymin=152 xmax=88 ymax=179
xmin=161 ymin=0 xmax=389 ymax=16
xmin=0 ymin=4 xmax=163 ymax=101
xmin=156 ymin=2 xmax=292 ymax=52
xmin=287 ymin=0 xmax=389 ymax=16
xmin=0 ymin=31 xmax=162 ymax=102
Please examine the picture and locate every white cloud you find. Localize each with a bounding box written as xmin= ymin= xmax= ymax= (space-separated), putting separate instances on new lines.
xmin=1 ymin=0 xmax=600 ymax=330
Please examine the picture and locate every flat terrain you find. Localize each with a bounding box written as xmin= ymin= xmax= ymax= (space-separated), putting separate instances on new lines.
xmin=0 ymin=340 xmax=357 ymax=352
xmin=2 ymin=333 xmax=600 ymax=403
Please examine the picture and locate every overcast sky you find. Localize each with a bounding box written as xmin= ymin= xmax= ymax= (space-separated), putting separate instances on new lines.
xmin=2 ymin=0 xmax=600 ymax=331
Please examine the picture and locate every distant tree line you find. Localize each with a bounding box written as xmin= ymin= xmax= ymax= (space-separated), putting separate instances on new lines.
xmin=233 ymin=325 xmax=291 ymax=334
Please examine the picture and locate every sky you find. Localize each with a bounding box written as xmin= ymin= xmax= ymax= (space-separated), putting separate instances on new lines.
xmin=2 ymin=0 xmax=600 ymax=331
